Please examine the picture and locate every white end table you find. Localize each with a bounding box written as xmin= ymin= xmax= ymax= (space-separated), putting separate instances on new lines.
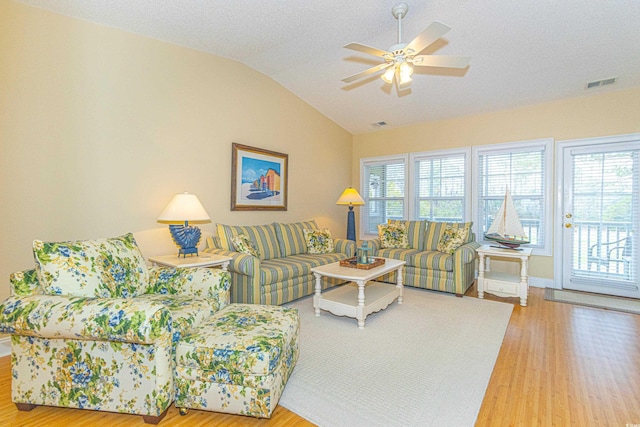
xmin=477 ymin=245 xmax=533 ymax=306
xmin=148 ymin=253 xmax=232 ymax=271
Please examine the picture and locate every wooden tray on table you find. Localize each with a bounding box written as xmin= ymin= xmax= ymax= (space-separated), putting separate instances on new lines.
xmin=339 ymin=257 xmax=385 ymax=270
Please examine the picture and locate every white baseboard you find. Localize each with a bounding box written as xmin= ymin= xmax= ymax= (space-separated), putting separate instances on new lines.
xmin=0 ymin=336 xmax=10 ymax=357
xmin=529 ymin=276 xmax=557 ymax=289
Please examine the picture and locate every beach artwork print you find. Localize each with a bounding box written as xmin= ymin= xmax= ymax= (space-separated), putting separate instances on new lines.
xmin=231 ymin=143 xmax=288 ymax=211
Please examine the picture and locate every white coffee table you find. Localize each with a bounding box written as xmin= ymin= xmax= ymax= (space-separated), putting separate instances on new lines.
xmin=148 ymin=253 xmax=232 ymax=271
xmin=311 ymin=258 xmax=405 ymax=329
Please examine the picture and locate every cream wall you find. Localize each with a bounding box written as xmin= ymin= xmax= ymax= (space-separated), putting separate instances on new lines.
xmin=0 ymin=2 xmax=353 ymax=301
xmin=353 ymin=87 xmax=640 ymax=283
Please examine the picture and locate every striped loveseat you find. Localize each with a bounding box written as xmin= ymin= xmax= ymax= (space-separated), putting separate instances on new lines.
xmin=369 ymin=220 xmax=480 ymax=296
xmin=203 ymin=220 xmax=356 ymax=305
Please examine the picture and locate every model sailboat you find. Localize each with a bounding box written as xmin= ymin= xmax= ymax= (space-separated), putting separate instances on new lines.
xmin=484 ymin=187 xmax=530 ymax=250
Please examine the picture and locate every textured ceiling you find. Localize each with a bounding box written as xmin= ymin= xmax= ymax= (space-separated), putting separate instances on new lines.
xmin=17 ymin=0 xmax=640 ymax=134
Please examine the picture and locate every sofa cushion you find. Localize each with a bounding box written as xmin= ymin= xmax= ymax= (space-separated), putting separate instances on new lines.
xmin=259 ymin=253 xmax=346 ymax=286
xmin=33 ymin=233 xmax=149 ymax=298
xmin=377 ymin=248 xmax=421 ymax=265
xmin=216 ymin=223 xmax=281 ymax=260
xmin=388 ymin=220 xmax=425 ymax=250
xmin=378 ymin=223 xmax=410 ymax=249
xmin=304 ymin=228 xmax=335 ymax=254
xmin=274 ymin=220 xmax=318 ymax=257
xmin=412 ymin=251 xmax=455 ymax=272
xmin=139 ymin=294 xmax=218 ymax=342
xmin=230 ymin=234 xmax=261 ymax=258
xmin=437 ymin=225 xmax=470 ymax=254
xmin=424 ymin=221 xmax=473 ymax=251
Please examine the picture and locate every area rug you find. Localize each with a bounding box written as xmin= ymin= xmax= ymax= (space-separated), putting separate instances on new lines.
xmin=545 ymin=288 xmax=640 ymax=314
xmin=280 ymin=287 xmax=513 ymax=427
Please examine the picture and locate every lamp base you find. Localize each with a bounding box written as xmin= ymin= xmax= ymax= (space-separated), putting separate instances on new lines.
xmin=346 ymin=207 xmax=356 ymax=241
xmin=168 ymin=224 xmax=202 ymax=258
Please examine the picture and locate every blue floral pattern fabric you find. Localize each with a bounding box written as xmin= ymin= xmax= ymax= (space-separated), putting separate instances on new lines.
xmin=33 ymin=233 xmax=149 ymax=298
xmin=175 ymin=303 xmax=299 ymax=418
xmin=437 ymin=225 xmax=469 ymax=254
xmin=230 ymin=234 xmax=261 ymax=258
xmin=303 ymin=228 xmax=335 ymax=254
xmin=378 ymin=223 xmax=410 ymax=248
xmin=0 ymin=234 xmax=232 ymax=420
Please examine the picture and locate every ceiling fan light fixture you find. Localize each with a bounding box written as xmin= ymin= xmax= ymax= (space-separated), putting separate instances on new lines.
xmin=399 ymin=62 xmax=413 ymax=84
xmin=381 ymin=66 xmax=396 ymax=84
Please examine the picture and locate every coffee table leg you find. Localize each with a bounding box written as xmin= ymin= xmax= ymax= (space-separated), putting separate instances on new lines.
xmin=313 ymin=272 xmax=322 ymax=316
xmin=356 ymin=280 xmax=366 ymax=329
xmin=397 ymin=266 xmax=404 ymax=304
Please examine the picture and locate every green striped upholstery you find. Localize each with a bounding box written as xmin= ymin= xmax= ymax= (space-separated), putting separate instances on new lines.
xmin=264 ymin=275 xmax=344 ymax=306
xmin=205 ymin=229 xmax=356 ymax=305
xmin=412 ymin=251 xmax=454 ymax=271
xmin=369 ymin=221 xmax=479 ymax=296
xmin=388 ymin=220 xmax=425 ymax=250
xmin=377 ymin=248 xmax=421 ymax=264
xmin=261 ymin=253 xmax=347 ymax=285
xmin=274 ymin=220 xmax=318 ymax=257
xmin=424 ymin=221 xmax=473 ymax=251
xmin=216 ymin=223 xmax=281 ymax=260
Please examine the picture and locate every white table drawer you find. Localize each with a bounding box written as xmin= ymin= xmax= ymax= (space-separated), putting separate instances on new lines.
xmin=485 ymin=279 xmax=518 ymax=296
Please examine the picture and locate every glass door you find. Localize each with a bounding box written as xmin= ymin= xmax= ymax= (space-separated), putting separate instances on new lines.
xmin=560 ymin=138 xmax=640 ymax=298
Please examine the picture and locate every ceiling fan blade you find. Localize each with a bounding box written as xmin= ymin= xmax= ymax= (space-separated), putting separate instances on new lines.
xmin=404 ymin=21 xmax=451 ymax=55
xmin=342 ymin=62 xmax=393 ymax=83
xmin=344 ymin=42 xmax=390 ymax=58
xmin=412 ymin=55 xmax=470 ymax=69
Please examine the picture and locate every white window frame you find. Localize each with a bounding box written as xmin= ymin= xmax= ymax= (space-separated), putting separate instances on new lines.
xmin=472 ymin=138 xmax=553 ymax=256
xmin=409 ymin=147 xmax=472 ymax=222
xmin=359 ymin=154 xmax=409 ymax=240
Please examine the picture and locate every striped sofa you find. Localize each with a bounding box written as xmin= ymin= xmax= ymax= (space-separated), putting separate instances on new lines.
xmin=369 ymin=220 xmax=480 ymax=296
xmin=203 ymin=220 xmax=356 ymax=305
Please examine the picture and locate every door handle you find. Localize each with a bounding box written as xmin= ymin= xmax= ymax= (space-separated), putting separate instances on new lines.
xmin=565 ymin=223 xmax=572 ymax=228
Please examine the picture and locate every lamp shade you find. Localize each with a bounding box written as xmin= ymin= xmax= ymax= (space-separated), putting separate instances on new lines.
xmin=157 ymin=192 xmax=211 ymax=224
xmin=336 ymin=187 xmax=365 ymax=206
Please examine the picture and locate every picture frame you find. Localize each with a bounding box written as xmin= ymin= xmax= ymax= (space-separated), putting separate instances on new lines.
xmin=231 ymin=143 xmax=288 ymax=211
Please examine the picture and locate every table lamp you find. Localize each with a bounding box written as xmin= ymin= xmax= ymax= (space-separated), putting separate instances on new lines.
xmin=158 ymin=192 xmax=211 ymax=257
xmin=336 ymin=187 xmax=365 ymax=241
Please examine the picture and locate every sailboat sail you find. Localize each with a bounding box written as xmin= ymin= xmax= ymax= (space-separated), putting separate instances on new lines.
xmin=485 ymin=187 xmax=529 ymax=249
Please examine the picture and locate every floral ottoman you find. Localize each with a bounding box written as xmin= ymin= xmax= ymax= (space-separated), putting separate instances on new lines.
xmin=174 ymin=303 xmax=299 ymax=418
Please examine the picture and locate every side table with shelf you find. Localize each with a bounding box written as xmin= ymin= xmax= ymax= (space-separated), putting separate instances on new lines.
xmin=477 ymin=245 xmax=532 ymax=307
xmin=148 ymin=253 xmax=232 ymax=271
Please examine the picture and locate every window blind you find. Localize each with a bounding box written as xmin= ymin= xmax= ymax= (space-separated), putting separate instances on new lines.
xmin=363 ymin=160 xmax=406 ymax=235
xmin=477 ymin=146 xmax=546 ymax=247
xmin=414 ymin=153 xmax=466 ymax=222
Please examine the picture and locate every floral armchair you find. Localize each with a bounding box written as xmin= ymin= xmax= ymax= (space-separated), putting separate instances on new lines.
xmin=0 ymin=233 xmax=231 ymax=424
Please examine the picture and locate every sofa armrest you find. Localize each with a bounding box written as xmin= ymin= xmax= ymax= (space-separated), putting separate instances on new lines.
xmin=0 ymin=295 xmax=172 ymax=345
xmin=10 ymin=268 xmax=43 ymax=296
xmin=366 ymin=239 xmax=382 ymax=256
xmin=148 ymin=266 xmax=231 ymax=304
xmin=202 ymin=248 xmax=260 ymax=276
xmin=334 ymin=238 xmax=356 ymax=257
xmin=454 ymin=241 xmax=480 ymax=264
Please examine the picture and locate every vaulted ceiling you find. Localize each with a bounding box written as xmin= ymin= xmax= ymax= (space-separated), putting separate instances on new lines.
xmin=18 ymin=0 xmax=640 ymax=134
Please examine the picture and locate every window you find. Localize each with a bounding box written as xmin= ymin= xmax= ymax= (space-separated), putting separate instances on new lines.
xmin=410 ymin=149 xmax=471 ymax=222
xmin=360 ymin=155 xmax=408 ymax=236
xmin=473 ymin=139 xmax=553 ymax=254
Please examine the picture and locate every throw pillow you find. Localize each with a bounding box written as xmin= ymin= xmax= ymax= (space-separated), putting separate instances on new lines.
xmin=230 ymin=234 xmax=261 ymax=258
xmin=436 ymin=225 xmax=469 ymax=254
xmin=303 ymin=228 xmax=335 ymax=254
xmin=378 ymin=223 xmax=409 ymax=249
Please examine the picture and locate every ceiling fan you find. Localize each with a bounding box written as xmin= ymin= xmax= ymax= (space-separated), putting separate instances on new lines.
xmin=342 ymin=2 xmax=470 ymax=89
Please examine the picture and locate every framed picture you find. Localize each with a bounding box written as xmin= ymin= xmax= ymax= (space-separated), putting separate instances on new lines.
xmin=231 ymin=143 xmax=288 ymax=211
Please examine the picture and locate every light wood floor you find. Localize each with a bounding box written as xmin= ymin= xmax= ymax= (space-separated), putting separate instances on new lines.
xmin=1 ymin=286 xmax=639 ymax=426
